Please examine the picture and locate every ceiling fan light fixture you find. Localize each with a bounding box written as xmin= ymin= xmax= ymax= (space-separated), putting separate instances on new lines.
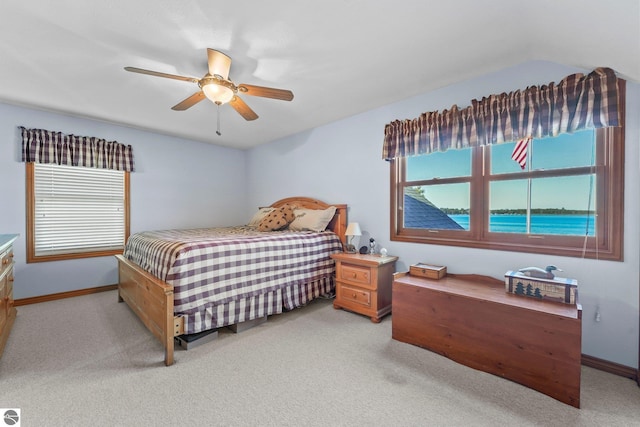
xmin=200 ymin=76 xmax=236 ymax=105
xmin=202 ymin=82 xmax=234 ymax=105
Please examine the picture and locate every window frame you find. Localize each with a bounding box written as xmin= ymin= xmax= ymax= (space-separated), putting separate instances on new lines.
xmin=389 ymin=84 xmax=625 ymax=261
xmin=25 ymin=162 xmax=130 ymax=263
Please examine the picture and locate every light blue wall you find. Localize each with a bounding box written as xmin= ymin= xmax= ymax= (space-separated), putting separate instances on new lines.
xmin=246 ymin=61 xmax=640 ymax=368
xmin=0 ymin=103 xmax=247 ymax=300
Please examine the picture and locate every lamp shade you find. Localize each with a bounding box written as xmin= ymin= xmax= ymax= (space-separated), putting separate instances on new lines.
xmin=345 ymin=222 xmax=362 ymax=237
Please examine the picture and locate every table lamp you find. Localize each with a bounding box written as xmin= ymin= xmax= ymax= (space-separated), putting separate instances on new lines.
xmin=345 ymin=222 xmax=362 ymax=253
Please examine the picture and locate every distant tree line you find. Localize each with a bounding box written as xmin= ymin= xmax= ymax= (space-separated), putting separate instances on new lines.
xmin=441 ymin=207 xmax=593 ymax=215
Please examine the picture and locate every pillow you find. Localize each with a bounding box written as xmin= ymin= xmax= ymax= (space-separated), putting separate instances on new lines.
xmin=248 ymin=207 xmax=275 ymax=226
xmin=288 ymin=206 xmax=337 ymax=232
xmin=258 ymin=204 xmax=297 ymax=231
xmin=279 ymin=204 xmax=297 ymax=223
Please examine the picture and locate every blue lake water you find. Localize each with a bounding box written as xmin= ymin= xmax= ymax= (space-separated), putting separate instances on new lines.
xmin=448 ymin=214 xmax=595 ymax=235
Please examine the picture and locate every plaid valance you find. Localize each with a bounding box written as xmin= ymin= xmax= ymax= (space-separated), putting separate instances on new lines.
xmin=20 ymin=127 xmax=135 ymax=172
xmin=382 ymin=67 xmax=621 ymax=160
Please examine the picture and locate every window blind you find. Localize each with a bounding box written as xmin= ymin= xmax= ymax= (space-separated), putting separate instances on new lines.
xmin=33 ymin=163 xmax=125 ymax=256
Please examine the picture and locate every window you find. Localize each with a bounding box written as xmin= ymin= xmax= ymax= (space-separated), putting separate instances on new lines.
xmin=26 ymin=163 xmax=130 ymax=262
xmin=390 ymin=124 xmax=625 ymax=260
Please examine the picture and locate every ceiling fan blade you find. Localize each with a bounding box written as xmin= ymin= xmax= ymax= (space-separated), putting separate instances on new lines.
xmin=124 ymin=66 xmax=199 ymax=83
xmin=229 ymin=96 xmax=259 ymax=121
xmin=171 ymin=91 xmax=206 ymax=111
xmin=207 ymin=49 xmax=232 ymax=80
xmin=237 ymin=84 xmax=294 ymax=101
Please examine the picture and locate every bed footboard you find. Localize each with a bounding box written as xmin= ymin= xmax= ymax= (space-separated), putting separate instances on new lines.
xmin=115 ymin=254 xmax=184 ymax=366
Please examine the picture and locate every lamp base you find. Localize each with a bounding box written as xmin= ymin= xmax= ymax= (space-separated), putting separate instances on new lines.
xmin=345 ymin=244 xmax=357 ymax=253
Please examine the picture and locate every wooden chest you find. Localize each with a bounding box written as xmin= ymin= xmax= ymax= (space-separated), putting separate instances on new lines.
xmin=392 ymin=272 xmax=582 ymax=407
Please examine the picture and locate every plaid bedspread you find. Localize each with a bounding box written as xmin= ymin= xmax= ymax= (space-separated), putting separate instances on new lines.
xmin=123 ymin=226 xmax=343 ymax=320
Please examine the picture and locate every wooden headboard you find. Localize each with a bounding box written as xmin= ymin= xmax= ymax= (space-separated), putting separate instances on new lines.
xmin=269 ymin=197 xmax=348 ymax=249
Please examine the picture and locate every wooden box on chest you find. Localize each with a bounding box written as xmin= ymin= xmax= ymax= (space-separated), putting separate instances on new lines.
xmin=409 ymin=263 xmax=446 ymax=280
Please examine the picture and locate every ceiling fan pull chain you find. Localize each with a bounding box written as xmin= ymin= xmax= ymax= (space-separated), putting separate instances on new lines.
xmin=216 ymin=102 xmax=222 ymax=136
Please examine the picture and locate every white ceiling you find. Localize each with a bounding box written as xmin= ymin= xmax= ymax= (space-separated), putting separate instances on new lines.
xmin=1 ymin=1 xmax=638 ymax=150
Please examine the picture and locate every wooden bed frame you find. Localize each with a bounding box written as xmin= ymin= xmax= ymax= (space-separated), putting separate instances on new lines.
xmin=116 ymin=197 xmax=347 ymax=366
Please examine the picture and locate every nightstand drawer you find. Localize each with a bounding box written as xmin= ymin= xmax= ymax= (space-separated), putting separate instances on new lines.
xmin=340 ymin=264 xmax=372 ymax=286
xmin=340 ymin=284 xmax=371 ymax=307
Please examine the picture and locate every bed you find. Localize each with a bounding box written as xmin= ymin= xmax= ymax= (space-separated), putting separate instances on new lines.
xmin=115 ymin=197 xmax=347 ymax=365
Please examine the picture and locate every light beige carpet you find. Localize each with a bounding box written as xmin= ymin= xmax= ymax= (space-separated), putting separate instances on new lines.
xmin=1 ymin=291 xmax=639 ymax=426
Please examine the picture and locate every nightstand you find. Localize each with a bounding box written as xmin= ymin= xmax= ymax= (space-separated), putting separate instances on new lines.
xmin=331 ymin=252 xmax=398 ymax=323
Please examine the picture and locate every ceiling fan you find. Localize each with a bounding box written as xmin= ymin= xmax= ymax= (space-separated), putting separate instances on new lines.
xmin=125 ymin=49 xmax=294 ymax=134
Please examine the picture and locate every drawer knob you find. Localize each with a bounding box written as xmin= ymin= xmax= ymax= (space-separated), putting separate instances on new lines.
xmin=352 ymin=293 xmax=357 ymax=298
